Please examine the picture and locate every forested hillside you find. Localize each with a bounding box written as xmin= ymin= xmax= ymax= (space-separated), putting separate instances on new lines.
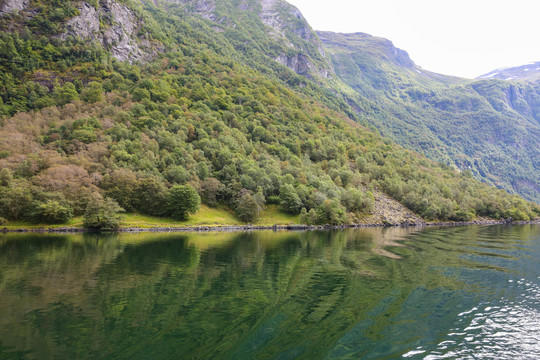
xmin=318 ymin=31 xmax=540 ymax=202
xmin=0 ymin=0 xmax=537 ymax=228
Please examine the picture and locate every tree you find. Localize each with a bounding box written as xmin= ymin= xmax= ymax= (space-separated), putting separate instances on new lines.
xmin=132 ymin=88 xmax=151 ymax=102
xmin=299 ymin=208 xmax=308 ymax=224
xmin=83 ymin=195 xmax=124 ymax=230
xmin=0 ymin=181 xmax=33 ymax=220
xmin=135 ymin=177 xmax=169 ymax=216
xmin=53 ymin=82 xmax=79 ymax=106
xmin=235 ymin=191 xmax=260 ymax=223
xmin=81 ymin=81 xmax=103 ymax=103
xmin=200 ymin=177 xmax=221 ymax=207
xmin=166 ymin=185 xmax=200 ymax=220
xmin=316 ymin=200 xmax=348 ymax=225
xmin=279 ymin=184 xmax=302 ymax=214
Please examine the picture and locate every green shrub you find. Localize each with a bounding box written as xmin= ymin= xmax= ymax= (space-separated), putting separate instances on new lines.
xmin=32 ymin=200 xmax=73 ymax=223
xmin=235 ymin=192 xmax=260 ymax=223
xmin=166 ymin=185 xmax=201 ymax=220
xmin=83 ymin=196 xmax=125 ymax=230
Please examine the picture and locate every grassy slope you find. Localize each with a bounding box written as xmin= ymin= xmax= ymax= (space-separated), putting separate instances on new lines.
xmin=2 ymin=205 xmax=300 ymax=229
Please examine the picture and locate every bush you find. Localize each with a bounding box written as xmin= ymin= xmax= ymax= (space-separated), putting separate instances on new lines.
xmin=316 ymin=200 xmax=348 ymax=225
xmin=32 ymin=200 xmax=73 ymax=223
xmin=53 ymin=82 xmax=79 ymax=105
xmin=200 ymin=177 xmax=221 ymax=207
xmin=279 ymin=184 xmax=302 ymax=214
xmin=235 ymin=191 xmax=260 ymax=223
xmin=81 ymin=82 xmax=103 ymax=103
xmin=83 ymin=196 xmax=125 ymax=230
xmin=166 ymin=185 xmax=200 ymax=220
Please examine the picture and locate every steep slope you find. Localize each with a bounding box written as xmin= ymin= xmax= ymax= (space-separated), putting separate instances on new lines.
xmin=154 ymin=0 xmax=333 ymax=78
xmin=0 ymin=0 xmax=537 ymax=227
xmin=319 ymin=31 xmax=540 ymax=203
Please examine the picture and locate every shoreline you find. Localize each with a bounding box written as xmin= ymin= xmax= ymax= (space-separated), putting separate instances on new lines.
xmin=2 ymin=219 xmax=539 ymax=234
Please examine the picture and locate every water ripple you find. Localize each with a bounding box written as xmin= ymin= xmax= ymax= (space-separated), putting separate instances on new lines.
xmin=422 ymin=282 xmax=540 ymax=359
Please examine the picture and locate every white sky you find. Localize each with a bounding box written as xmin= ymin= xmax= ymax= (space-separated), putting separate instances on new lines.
xmin=286 ymin=0 xmax=540 ymax=79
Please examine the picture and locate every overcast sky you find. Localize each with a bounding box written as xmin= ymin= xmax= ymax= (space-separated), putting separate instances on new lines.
xmin=286 ymin=0 xmax=540 ymax=79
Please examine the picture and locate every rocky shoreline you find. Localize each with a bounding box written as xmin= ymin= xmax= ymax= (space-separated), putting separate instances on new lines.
xmin=2 ymin=219 xmax=539 ymax=234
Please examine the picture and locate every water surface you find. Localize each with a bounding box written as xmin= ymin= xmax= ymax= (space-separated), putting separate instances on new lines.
xmin=0 ymin=225 xmax=539 ymax=359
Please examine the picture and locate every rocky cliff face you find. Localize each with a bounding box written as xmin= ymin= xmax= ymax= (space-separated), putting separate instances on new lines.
xmin=61 ymin=1 xmax=155 ymax=63
xmin=0 ymin=0 xmax=28 ymax=15
xmin=0 ymin=0 xmax=157 ymax=63
xmin=259 ymin=0 xmax=331 ymax=78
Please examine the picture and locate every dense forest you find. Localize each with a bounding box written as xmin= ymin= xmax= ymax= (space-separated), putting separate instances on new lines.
xmin=0 ymin=0 xmax=538 ymax=228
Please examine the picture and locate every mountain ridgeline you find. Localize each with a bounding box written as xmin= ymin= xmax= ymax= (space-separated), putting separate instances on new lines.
xmin=317 ymin=31 xmax=540 ymax=202
xmin=0 ymin=0 xmax=538 ymax=227
xmin=478 ymin=61 xmax=540 ymax=81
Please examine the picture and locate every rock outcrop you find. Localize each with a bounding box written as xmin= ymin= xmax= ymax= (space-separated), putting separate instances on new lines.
xmin=61 ymin=0 xmax=155 ymax=63
xmin=259 ymin=0 xmax=332 ymax=78
xmin=63 ymin=2 xmax=100 ymax=40
xmin=0 ymin=0 xmax=28 ymax=15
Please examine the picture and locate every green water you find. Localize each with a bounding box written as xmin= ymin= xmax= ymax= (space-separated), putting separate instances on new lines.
xmin=1 ymin=225 xmax=539 ymax=359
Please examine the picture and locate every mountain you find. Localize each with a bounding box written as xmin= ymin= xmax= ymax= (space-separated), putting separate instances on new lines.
xmin=318 ymin=31 xmax=540 ymax=203
xmin=478 ymin=61 xmax=540 ymax=81
xmin=0 ymin=0 xmax=537 ymax=227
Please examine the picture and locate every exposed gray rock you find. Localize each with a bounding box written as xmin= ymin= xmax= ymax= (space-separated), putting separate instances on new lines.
xmin=62 ymin=2 xmax=100 ymax=40
xmin=274 ymin=54 xmax=312 ymax=76
xmin=259 ymin=0 xmax=332 ymax=78
xmin=163 ymin=0 xmax=217 ymax=20
xmin=0 ymin=0 xmax=28 ymax=15
xmin=260 ymin=0 xmax=285 ymax=34
xmin=103 ymin=1 xmax=146 ymax=62
xmin=61 ymin=0 xmax=153 ymax=63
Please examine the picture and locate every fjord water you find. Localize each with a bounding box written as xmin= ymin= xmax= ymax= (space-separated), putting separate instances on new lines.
xmin=0 ymin=225 xmax=539 ymax=359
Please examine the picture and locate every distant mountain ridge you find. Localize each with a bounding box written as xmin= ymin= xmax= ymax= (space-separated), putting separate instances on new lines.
xmin=318 ymin=31 xmax=539 ymax=202
xmin=318 ymin=31 xmax=416 ymax=70
xmin=478 ymin=62 xmax=540 ymax=81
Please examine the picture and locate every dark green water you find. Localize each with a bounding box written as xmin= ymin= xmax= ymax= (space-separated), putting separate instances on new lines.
xmin=1 ymin=225 xmax=539 ymax=360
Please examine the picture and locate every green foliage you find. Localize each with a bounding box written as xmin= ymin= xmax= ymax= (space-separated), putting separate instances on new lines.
xmin=341 ymin=188 xmax=373 ymax=213
xmin=279 ymin=184 xmax=302 ymax=214
xmin=167 ymin=185 xmax=201 ymax=220
xmin=235 ymin=191 xmax=261 ymax=223
xmin=31 ymin=200 xmax=73 ymax=224
xmin=81 ymin=82 xmax=103 ymax=103
xmin=0 ymin=182 xmax=33 ymax=220
xmin=316 ymin=200 xmax=348 ymax=225
xmin=83 ymin=196 xmax=125 ymax=230
xmin=200 ymin=178 xmax=221 ymax=207
xmin=53 ymin=82 xmax=79 ymax=106
xmin=299 ymin=207 xmax=318 ymax=225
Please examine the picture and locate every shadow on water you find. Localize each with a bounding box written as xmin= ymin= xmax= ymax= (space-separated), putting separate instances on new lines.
xmin=0 ymin=225 xmax=539 ymax=359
